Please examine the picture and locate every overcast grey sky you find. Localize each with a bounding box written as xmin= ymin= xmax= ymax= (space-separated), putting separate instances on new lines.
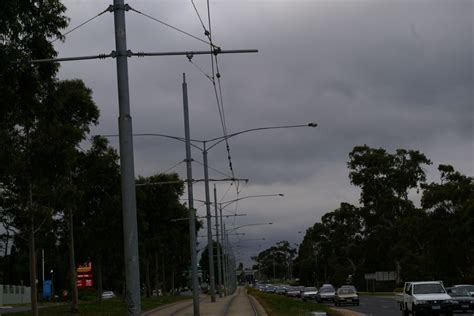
xmin=54 ymin=0 xmax=473 ymax=267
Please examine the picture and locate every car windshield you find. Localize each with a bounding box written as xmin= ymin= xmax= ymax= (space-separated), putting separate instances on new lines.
xmin=305 ymin=287 xmax=317 ymax=291
xmin=338 ymin=288 xmax=355 ymax=295
xmin=413 ymin=284 xmax=445 ymax=294
xmin=456 ymin=285 xmax=474 ymax=292
xmin=320 ymin=287 xmax=334 ymax=293
xmin=448 ymin=288 xmax=470 ymax=297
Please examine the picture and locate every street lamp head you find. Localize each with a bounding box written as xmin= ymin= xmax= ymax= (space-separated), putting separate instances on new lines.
xmin=308 ymin=122 xmax=318 ymax=128
xmin=278 ymin=194 xmax=284 ymax=197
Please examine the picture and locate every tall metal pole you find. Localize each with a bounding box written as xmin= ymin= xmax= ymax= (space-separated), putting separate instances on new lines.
xmin=112 ymin=1 xmax=141 ymax=315
xmin=214 ymin=185 xmax=223 ymax=298
xmin=202 ymin=143 xmax=216 ymax=302
xmin=222 ymin=221 xmax=228 ymax=295
xmin=42 ymin=249 xmax=44 ymax=284
xmin=182 ymin=73 xmax=200 ymax=315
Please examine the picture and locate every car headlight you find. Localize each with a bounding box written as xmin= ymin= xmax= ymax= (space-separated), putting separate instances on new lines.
xmin=415 ymin=300 xmax=427 ymax=304
xmin=447 ymin=300 xmax=458 ymax=304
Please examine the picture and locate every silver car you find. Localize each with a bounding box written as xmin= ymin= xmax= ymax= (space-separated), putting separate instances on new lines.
xmin=316 ymin=285 xmax=336 ymax=302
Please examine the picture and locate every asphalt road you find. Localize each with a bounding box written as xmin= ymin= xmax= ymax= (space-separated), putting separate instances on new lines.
xmin=326 ymin=295 xmax=474 ymax=316
xmin=338 ymin=295 xmax=400 ymax=316
xmin=316 ymin=295 xmax=400 ymax=316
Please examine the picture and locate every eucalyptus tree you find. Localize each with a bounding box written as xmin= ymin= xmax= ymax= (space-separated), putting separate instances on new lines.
xmin=252 ymin=241 xmax=296 ymax=281
xmin=421 ymin=165 xmax=474 ymax=283
xmin=73 ymin=136 xmax=122 ymax=300
xmin=135 ymin=173 xmax=190 ymax=296
xmin=199 ymin=241 xmax=222 ymax=285
xmin=348 ymin=145 xmax=431 ymax=274
xmin=1 ymin=1 xmax=70 ymax=313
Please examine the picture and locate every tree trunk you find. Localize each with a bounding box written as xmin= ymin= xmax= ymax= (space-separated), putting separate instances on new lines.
xmin=171 ymin=264 xmax=175 ymax=295
xmin=154 ymin=252 xmax=159 ymax=296
xmin=161 ymin=257 xmax=167 ymax=295
xmin=145 ymin=256 xmax=151 ymax=298
xmin=28 ymin=186 xmax=38 ymax=316
xmin=96 ymin=255 xmax=103 ymax=302
xmin=68 ymin=209 xmax=79 ymax=312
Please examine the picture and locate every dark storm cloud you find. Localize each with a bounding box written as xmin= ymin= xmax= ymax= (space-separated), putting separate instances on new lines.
xmin=57 ymin=0 xmax=472 ymax=266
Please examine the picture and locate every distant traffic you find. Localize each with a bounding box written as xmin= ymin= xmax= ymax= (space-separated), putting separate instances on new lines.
xmin=253 ymin=281 xmax=474 ymax=315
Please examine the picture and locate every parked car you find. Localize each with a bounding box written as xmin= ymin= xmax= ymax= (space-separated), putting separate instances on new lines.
xmin=101 ymin=291 xmax=116 ymax=299
xmin=335 ymin=287 xmax=359 ymax=306
xmin=399 ymin=281 xmax=453 ymax=316
xmin=446 ymin=287 xmax=474 ymax=313
xmin=301 ymin=287 xmax=318 ymax=300
xmin=286 ymin=286 xmax=304 ymax=297
xmin=453 ymin=284 xmax=474 ymax=297
xmin=316 ymin=285 xmax=336 ymax=302
xmin=275 ymin=285 xmax=288 ymax=295
xmin=340 ymin=284 xmax=358 ymax=293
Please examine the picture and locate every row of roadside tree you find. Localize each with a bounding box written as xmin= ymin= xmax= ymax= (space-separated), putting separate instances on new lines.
xmin=0 ymin=1 xmax=195 ymax=314
xmin=252 ymin=146 xmax=473 ymax=290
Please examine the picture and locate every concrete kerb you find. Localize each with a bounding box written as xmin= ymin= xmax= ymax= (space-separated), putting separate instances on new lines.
xmin=330 ymin=307 xmax=365 ymax=316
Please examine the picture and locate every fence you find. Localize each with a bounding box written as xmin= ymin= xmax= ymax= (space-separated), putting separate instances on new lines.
xmin=0 ymin=284 xmax=31 ymax=305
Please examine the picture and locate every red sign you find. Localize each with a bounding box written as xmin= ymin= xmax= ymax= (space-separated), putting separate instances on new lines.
xmin=77 ymin=261 xmax=92 ymax=273
xmin=77 ymin=273 xmax=93 ymax=279
xmin=76 ymin=261 xmax=94 ymax=288
xmin=76 ymin=278 xmax=94 ymax=288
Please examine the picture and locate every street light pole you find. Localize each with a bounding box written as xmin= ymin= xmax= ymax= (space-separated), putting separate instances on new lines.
xmin=100 ymin=123 xmax=315 ymax=303
xmin=214 ymin=185 xmax=223 ymax=298
xmin=113 ymin=2 xmax=141 ymax=314
xmin=221 ymin=212 xmax=227 ymax=295
xmin=202 ymin=143 xmax=216 ymax=302
xmin=182 ymin=73 xmax=199 ymax=315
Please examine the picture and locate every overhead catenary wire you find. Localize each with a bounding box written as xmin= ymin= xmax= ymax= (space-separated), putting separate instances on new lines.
xmin=158 ymin=160 xmax=186 ymax=175
xmin=186 ymin=0 xmax=242 ymax=201
xmin=128 ymin=6 xmax=217 ymax=48
xmin=49 ymin=7 xmax=109 ymax=44
xmin=205 ymin=0 xmax=238 ymax=194
xmin=193 ymin=159 xmax=232 ymax=178
xmin=190 ymin=0 xmax=208 ymax=35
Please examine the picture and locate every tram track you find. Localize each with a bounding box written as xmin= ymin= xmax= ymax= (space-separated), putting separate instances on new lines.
xmin=224 ymin=286 xmax=259 ymax=316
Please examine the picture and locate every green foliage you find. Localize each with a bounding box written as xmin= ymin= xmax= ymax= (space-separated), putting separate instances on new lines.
xmin=253 ymin=241 xmax=296 ymax=280
xmin=135 ymin=174 xmax=191 ymax=295
xmin=248 ymin=287 xmax=334 ymax=316
xmin=78 ymin=288 xmax=98 ymax=301
xmin=199 ymin=240 xmax=222 ymax=282
xmin=295 ymin=146 xmax=473 ymax=289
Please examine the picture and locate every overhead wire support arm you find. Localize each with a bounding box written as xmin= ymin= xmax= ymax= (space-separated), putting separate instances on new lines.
xmin=132 ymin=49 xmax=258 ymax=58
xmin=23 ymin=49 xmax=257 ymax=64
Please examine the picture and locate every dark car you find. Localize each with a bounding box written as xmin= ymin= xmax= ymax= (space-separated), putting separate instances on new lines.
xmin=340 ymin=284 xmax=358 ymax=293
xmin=286 ymin=286 xmax=304 ymax=297
xmin=335 ymin=287 xmax=359 ymax=306
xmin=316 ymin=285 xmax=336 ymax=302
xmin=453 ymin=284 xmax=474 ymax=297
xmin=301 ymin=287 xmax=318 ymax=300
xmin=447 ymin=287 xmax=474 ymax=313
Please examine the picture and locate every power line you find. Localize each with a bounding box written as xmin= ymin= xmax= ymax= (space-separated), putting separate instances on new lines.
xmin=49 ymin=7 xmax=109 ymax=44
xmin=204 ymin=1 xmax=238 ymax=192
xmin=159 ymin=160 xmax=185 ymax=174
xmin=128 ymin=6 xmax=216 ymax=47
xmin=190 ymin=0 xmax=208 ymax=35
xmin=193 ymin=159 xmax=232 ymax=178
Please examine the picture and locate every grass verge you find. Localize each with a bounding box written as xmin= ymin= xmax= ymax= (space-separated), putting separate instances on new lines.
xmin=248 ymin=288 xmax=343 ymax=316
xmin=10 ymin=295 xmax=190 ymax=315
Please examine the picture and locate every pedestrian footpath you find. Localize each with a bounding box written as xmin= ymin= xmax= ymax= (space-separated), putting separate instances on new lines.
xmin=143 ymin=287 xmax=267 ymax=316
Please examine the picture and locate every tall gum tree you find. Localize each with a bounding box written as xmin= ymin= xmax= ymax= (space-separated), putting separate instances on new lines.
xmin=348 ymin=145 xmax=431 ymax=274
xmin=1 ymin=2 xmax=68 ymax=314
